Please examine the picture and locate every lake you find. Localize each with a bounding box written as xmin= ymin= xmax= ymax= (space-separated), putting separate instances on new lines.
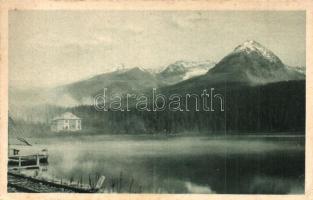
xmin=28 ymin=134 xmax=304 ymax=194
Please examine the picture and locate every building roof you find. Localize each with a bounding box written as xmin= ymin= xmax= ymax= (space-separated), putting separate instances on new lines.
xmin=52 ymin=112 xmax=80 ymax=120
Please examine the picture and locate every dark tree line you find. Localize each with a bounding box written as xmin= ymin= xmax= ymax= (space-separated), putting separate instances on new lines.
xmin=68 ymin=80 xmax=305 ymax=135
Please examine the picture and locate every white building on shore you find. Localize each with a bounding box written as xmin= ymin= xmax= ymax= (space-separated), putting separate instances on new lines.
xmin=51 ymin=112 xmax=81 ymax=132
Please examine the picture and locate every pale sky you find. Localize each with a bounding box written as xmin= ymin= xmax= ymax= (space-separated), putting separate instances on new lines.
xmin=9 ymin=11 xmax=305 ymax=88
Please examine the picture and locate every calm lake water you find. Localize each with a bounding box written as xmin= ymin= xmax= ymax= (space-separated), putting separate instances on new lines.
xmin=30 ymin=134 xmax=304 ymax=194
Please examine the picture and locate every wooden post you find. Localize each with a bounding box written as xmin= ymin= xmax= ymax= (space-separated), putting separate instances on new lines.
xmin=36 ymin=154 xmax=40 ymax=167
xmin=18 ymin=156 xmax=21 ymax=172
xmin=18 ymin=156 xmax=21 ymax=167
xmin=94 ymin=176 xmax=105 ymax=191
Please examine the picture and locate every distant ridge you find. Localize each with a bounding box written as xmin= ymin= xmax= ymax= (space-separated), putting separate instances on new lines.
xmin=9 ymin=40 xmax=305 ymax=109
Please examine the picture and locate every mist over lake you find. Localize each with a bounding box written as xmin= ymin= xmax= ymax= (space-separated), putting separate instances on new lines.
xmin=29 ymin=134 xmax=304 ymax=194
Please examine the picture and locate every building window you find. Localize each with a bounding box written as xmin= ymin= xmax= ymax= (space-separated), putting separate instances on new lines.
xmin=13 ymin=149 xmax=19 ymax=155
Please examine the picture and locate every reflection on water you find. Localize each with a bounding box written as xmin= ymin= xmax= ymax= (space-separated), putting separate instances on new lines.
xmin=32 ymin=135 xmax=304 ymax=194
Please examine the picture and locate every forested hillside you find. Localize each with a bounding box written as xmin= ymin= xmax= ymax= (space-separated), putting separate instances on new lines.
xmin=67 ymin=80 xmax=305 ymax=135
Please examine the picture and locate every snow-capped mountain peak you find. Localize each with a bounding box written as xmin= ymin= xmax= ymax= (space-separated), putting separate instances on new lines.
xmin=158 ymin=60 xmax=216 ymax=85
xmin=208 ymin=40 xmax=304 ymax=84
xmin=233 ymin=40 xmax=281 ymax=63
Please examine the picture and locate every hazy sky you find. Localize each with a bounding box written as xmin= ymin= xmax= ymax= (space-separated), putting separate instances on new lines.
xmin=9 ymin=11 xmax=305 ymax=88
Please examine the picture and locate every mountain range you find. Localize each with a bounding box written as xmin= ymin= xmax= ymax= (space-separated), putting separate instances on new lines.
xmin=155 ymin=40 xmax=304 ymax=97
xmin=9 ymin=40 xmax=305 ymax=116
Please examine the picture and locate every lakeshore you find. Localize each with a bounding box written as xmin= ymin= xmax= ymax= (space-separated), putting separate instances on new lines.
xmin=23 ymin=133 xmax=304 ymax=194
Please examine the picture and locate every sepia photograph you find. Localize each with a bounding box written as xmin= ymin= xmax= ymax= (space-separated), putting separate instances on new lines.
xmin=0 ymin=2 xmax=311 ymax=198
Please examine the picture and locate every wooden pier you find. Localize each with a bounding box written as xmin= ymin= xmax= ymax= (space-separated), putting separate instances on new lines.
xmin=8 ymin=154 xmax=48 ymax=170
xmin=8 ymin=172 xmax=104 ymax=193
xmin=8 ymin=154 xmax=105 ymax=193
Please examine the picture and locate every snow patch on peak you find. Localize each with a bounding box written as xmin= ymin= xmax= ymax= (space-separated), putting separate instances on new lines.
xmin=182 ymin=67 xmax=209 ymax=80
xmin=135 ymin=66 xmax=149 ymax=73
xmin=119 ymin=66 xmax=150 ymax=74
xmin=159 ymin=60 xmax=216 ymax=84
xmin=233 ymin=40 xmax=281 ymax=63
xmin=173 ymin=60 xmax=215 ymax=68
xmin=286 ymin=65 xmax=306 ymax=75
xmin=161 ymin=60 xmax=216 ymax=76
